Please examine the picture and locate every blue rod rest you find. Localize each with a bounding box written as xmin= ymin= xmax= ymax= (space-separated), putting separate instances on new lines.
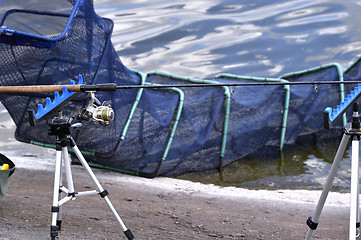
xmin=324 ymin=83 xmax=361 ymax=129
xmin=29 ymin=74 xmax=84 ymax=126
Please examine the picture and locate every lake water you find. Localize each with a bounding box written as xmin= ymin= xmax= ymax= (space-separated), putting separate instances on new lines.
xmin=2 ymin=0 xmax=361 ymax=191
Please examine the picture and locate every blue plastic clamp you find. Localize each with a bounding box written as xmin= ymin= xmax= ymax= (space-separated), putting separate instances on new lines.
xmin=29 ymin=75 xmax=84 ymax=126
xmin=324 ymin=83 xmax=361 ymax=129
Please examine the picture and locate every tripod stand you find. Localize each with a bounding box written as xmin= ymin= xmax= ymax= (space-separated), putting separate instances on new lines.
xmin=47 ymin=113 xmax=134 ymax=239
xmin=306 ymin=102 xmax=361 ymax=240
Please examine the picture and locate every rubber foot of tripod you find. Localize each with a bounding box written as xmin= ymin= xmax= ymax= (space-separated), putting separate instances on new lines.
xmin=124 ymin=229 xmax=134 ymax=240
xmin=50 ymin=225 xmax=59 ymax=238
xmin=56 ymin=220 xmax=62 ymax=231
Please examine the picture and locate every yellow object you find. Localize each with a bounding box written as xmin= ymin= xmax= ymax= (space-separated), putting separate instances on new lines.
xmin=1 ymin=164 xmax=9 ymax=170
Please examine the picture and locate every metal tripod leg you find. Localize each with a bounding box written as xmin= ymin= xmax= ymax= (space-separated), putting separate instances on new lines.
xmin=56 ymin=149 xmax=63 ymax=231
xmin=71 ymin=144 xmax=134 ymax=240
xmin=355 ymin=164 xmax=361 ymax=239
xmin=62 ymin=147 xmax=75 ymax=196
xmin=305 ymin=133 xmax=350 ymax=240
xmin=50 ymin=149 xmax=63 ymax=239
xmin=350 ymin=138 xmax=360 ymax=240
xmin=50 ymin=144 xmax=134 ymax=239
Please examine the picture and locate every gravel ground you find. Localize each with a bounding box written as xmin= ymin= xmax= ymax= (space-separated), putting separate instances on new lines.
xmin=0 ymin=166 xmax=351 ymax=240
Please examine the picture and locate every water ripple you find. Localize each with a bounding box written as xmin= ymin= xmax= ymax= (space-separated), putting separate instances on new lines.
xmin=94 ymin=0 xmax=361 ymax=79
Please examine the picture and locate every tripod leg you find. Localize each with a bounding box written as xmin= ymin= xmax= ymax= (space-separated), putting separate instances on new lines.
xmin=350 ymin=138 xmax=360 ymax=240
xmin=356 ymin=164 xmax=360 ymax=233
xmin=305 ymin=133 xmax=350 ymax=240
xmin=71 ymin=145 xmax=134 ymax=240
xmin=57 ymin=149 xmax=63 ymax=231
xmin=55 ymin=146 xmax=76 ymax=231
xmin=63 ymin=147 xmax=75 ymax=196
xmin=50 ymin=150 xmax=63 ymax=239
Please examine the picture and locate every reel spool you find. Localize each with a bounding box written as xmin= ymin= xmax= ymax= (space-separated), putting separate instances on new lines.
xmin=94 ymin=105 xmax=114 ymax=122
xmin=79 ymin=92 xmax=114 ymax=125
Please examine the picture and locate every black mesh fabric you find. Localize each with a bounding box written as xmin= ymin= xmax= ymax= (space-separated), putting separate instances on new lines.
xmin=281 ymin=65 xmax=345 ymax=143
xmin=0 ymin=0 xmax=141 ymax=167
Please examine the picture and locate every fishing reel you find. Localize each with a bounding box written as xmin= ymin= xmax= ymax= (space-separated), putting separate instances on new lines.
xmin=78 ymin=92 xmax=114 ymax=125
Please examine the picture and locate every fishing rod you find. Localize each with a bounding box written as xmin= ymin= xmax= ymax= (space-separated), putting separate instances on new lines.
xmin=1 ymin=80 xmax=361 ymax=93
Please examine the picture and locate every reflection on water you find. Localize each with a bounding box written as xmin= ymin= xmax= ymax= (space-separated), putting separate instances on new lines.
xmin=97 ymin=0 xmax=361 ymax=79
xmin=2 ymin=0 xmax=361 ymax=190
xmin=175 ymin=133 xmax=354 ymax=191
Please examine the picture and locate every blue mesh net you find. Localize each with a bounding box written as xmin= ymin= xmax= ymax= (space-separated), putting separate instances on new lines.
xmin=0 ymin=0 xmax=359 ymax=177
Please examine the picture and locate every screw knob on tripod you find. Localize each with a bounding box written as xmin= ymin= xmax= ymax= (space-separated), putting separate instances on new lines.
xmin=352 ymin=102 xmax=360 ymax=130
